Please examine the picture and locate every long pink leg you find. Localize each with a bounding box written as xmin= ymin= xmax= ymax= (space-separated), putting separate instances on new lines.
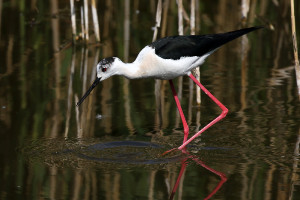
xmin=169 ymin=153 xmax=227 ymax=200
xmin=177 ymin=74 xmax=228 ymax=150
xmin=190 ymin=155 xmax=227 ymax=200
xmin=169 ymin=158 xmax=187 ymax=200
xmin=169 ymin=80 xmax=189 ymax=143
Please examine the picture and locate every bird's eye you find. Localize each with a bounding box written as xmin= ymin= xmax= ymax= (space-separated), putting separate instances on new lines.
xmin=102 ymin=68 xmax=107 ymax=72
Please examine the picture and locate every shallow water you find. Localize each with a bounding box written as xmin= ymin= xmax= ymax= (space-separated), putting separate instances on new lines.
xmin=1 ymin=1 xmax=300 ymax=200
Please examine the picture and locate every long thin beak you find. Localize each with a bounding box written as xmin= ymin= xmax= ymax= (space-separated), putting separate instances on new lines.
xmin=76 ymin=77 xmax=101 ymax=106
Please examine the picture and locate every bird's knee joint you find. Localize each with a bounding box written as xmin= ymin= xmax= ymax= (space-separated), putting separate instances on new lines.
xmin=221 ymin=108 xmax=228 ymax=117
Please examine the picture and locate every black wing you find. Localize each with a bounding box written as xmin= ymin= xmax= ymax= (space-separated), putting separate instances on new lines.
xmin=149 ymin=26 xmax=262 ymax=60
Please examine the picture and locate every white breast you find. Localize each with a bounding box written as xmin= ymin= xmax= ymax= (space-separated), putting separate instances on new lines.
xmin=133 ymin=46 xmax=210 ymax=80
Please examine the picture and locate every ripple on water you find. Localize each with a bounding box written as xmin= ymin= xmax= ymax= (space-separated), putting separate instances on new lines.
xmin=21 ymin=138 xmax=186 ymax=170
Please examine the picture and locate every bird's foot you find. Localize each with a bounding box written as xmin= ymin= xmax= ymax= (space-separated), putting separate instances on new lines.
xmin=161 ymin=148 xmax=178 ymax=156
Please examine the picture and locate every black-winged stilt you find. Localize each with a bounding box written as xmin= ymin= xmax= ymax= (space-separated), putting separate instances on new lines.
xmin=77 ymin=26 xmax=262 ymax=150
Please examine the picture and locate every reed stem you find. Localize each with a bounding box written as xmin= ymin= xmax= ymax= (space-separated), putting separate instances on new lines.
xmin=177 ymin=0 xmax=183 ymax=35
xmin=152 ymin=0 xmax=162 ymax=42
xmin=80 ymin=6 xmax=85 ymax=40
xmin=190 ymin=0 xmax=201 ymax=104
xmin=84 ymin=0 xmax=89 ymax=41
xmin=70 ymin=0 xmax=76 ymax=42
xmin=91 ymin=0 xmax=100 ymax=42
xmin=290 ymin=0 xmax=300 ymax=99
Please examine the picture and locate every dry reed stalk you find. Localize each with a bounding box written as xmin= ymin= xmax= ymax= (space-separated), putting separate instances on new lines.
xmin=175 ymin=0 xmax=184 ymax=128
xmin=190 ymin=0 xmax=195 ymax=34
xmin=289 ymin=129 xmax=300 ymax=200
xmin=290 ymin=0 xmax=300 ymax=98
xmin=123 ymin=0 xmax=135 ymax=134
xmin=195 ymin=0 xmax=200 ymax=33
xmin=152 ymin=0 xmax=162 ymax=42
xmin=64 ymin=51 xmax=76 ymax=137
xmin=153 ymin=0 xmax=163 ymax=135
xmin=177 ymin=0 xmax=184 ymax=35
xmin=91 ymin=0 xmax=100 ymax=42
xmin=50 ymin=0 xmax=61 ymax=138
xmin=241 ymin=0 xmax=250 ymax=19
xmin=70 ymin=0 xmax=76 ymax=41
xmin=161 ymin=0 xmax=169 ymax=37
xmin=124 ymin=0 xmax=130 ymax=62
xmin=190 ymin=0 xmax=201 ymax=104
xmin=74 ymin=95 xmax=81 ymax=137
xmin=84 ymin=0 xmax=89 ymax=41
xmin=82 ymin=48 xmax=88 ymax=95
xmin=80 ymin=6 xmax=85 ymax=40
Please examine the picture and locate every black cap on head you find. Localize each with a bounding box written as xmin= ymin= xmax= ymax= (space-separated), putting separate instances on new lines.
xmin=98 ymin=57 xmax=115 ymax=72
xmin=99 ymin=57 xmax=115 ymax=65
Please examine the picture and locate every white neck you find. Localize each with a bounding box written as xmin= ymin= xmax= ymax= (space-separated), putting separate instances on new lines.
xmin=114 ymin=58 xmax=141 ymax=79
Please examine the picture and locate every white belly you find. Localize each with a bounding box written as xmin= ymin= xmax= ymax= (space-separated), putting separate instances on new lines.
xmin=133 ymin=46 xmax=210 ymax=80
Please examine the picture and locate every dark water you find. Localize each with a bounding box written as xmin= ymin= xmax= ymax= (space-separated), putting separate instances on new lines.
xmin=1 ymin=1 xmax=300 ymax=199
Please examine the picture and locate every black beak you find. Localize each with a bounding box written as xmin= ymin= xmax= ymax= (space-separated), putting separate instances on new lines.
xmin=76 ymin=77 xmax=101 ymax=106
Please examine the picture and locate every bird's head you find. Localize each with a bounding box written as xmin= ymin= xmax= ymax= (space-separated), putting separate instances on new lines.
xmin=76 ymin=57 xmax=119 ymax=106
xmin=96 ymin=57 xmax=118 ymax=81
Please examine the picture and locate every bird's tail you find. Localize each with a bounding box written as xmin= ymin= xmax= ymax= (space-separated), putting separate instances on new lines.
xmin=211 ymin=26 xmax=263 ymax=48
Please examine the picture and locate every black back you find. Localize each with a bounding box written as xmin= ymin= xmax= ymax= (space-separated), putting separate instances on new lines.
xmin=149 ymin=26 xmax=262 ymax=60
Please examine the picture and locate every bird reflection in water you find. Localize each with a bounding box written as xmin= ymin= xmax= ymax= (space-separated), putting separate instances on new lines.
xmin=168 ymin=149 xmax=227 ymax=200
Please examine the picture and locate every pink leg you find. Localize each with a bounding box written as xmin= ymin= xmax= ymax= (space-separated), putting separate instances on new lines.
xmin=190 ymin=155 xmax=227 ymax=200
xmin=177 ymin=74 xmax=228 ymax=150
xmin=169 ymin=159 xmax=187 ymax=200
xmin=169 ymin=80 xmax=189 ymax=143
xmin=169 ymin=152 xmax=227 ymax=200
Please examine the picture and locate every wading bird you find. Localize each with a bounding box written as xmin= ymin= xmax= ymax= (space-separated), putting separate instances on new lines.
xmin=77 ymin=26 xmax=262 ymax=150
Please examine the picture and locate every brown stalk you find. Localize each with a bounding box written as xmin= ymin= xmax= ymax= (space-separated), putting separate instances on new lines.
xmin=290 ymin=0 xmax=300 ymax=99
